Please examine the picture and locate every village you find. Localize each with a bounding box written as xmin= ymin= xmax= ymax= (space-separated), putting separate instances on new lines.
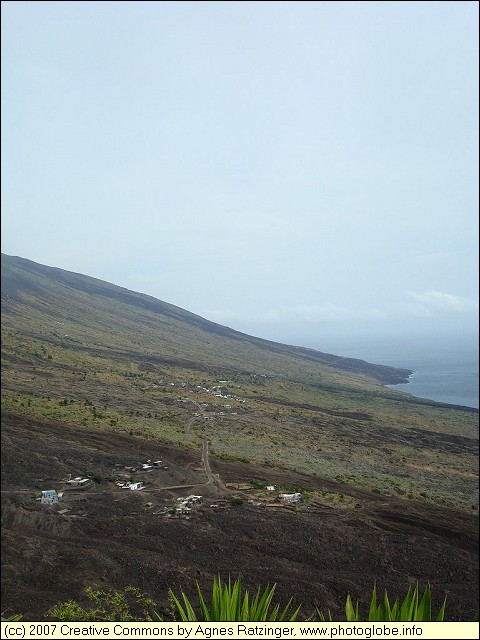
xmin=26 ymin=372 xmax=359 ymax=522
xmin=34 ymin=455 xmax=311 ymax=519
xmin=30 ymin=379 xmax=354 ymax=520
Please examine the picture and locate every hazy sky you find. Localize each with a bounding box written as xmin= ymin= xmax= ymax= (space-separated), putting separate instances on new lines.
xmin=2 ymin=1 xmax=478 ymax=349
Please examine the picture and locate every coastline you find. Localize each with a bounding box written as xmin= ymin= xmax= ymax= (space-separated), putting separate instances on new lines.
xmin=310 ymin=336 xmax=479 ymax=412
xmin=386 ymin=371 xmax=479 ymax=412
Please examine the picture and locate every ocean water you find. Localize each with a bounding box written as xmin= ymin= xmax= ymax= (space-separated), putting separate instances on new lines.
xmin=311 ymin=335 xmax=479 ymax=410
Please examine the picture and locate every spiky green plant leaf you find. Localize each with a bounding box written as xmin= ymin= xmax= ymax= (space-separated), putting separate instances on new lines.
xmin=345 ymin=594 xmax=359 ymax=621
xmin=169 ymin=577 xmax=300 ymax=621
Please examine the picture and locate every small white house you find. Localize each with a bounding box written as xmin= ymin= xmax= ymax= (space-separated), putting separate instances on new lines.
xmin=279 ymin=492 xmax=302 ymax=503
xmin=41 ymin=490 xmax=60 ymax=504
xmin=266 ymin=485 xmax=275 ymax=491
xmin=64 ymin=477 xmax=93 ymax=490
xmin=129 ymin=482 xmax=144 ymax=491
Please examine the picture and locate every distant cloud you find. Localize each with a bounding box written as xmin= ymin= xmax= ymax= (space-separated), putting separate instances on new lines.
xmin=404 ymin=291 xmax=479 ymax=317
xmin=204 ymin=291 xmax=478 ymax=333
xmin=271 ymin=304 xmax=384 ymax=323
xmin=205 ymin=303 xmax=384 ymax=327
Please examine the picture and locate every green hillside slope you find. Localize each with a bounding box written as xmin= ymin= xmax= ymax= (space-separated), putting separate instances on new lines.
xmin=1 ymin=254 xmax=411 ymax=385
xmin=1 ymin=253 xmax=478 ymax=508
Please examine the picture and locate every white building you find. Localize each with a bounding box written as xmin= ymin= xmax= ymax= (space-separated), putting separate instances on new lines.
xmin=279 ymin=493 xmax=302 ymax=503
xmin=64 ymin=477 xmax=93 ymax=490
xmin=41 ymin=490 xmax=61 ymax=504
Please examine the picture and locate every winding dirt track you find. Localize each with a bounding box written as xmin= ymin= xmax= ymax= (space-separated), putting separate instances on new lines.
xmin=183 ymin=401 xmax=226 ymax=488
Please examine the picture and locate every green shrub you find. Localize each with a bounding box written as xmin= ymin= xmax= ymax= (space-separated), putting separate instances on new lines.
xmin=250 ymin=481 xmax=267 ymax=489
xmin=48 ymin=586 xmax=158 ymax=621
xmin=85 ymin=470 xmax=101 ymax=483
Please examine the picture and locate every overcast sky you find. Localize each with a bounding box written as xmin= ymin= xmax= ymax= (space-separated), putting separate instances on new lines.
xmin=2 ymin=1 xmax=478 ymax=350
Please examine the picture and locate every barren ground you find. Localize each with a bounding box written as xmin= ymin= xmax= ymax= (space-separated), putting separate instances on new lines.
xmin=1 ymin=412 xmax=478 ymax=621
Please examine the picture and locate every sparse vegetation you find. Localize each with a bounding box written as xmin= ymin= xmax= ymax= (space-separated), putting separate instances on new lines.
xmin=47 ymin=586 xmax=158 ymax=621
xmin=85 ymin=470 xmax=102 ymax=483
xmin=45 ymin=579 xmax=478 ymax=622
xmin=1 ymin=613 xmax=23 ymax=621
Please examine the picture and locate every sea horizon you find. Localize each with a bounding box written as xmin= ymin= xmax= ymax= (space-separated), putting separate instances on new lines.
xmin=309 ymin=333 xmax=479 ymax=410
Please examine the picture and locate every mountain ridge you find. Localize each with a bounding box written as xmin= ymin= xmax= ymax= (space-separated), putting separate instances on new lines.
xmin=1 ymin=253 xmax=411 ymax=386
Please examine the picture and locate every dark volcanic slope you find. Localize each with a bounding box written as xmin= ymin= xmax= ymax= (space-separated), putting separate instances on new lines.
xmin=1 ymin=253 xmax=411 ymax=385
xmin=1 ymin=413 xmax=478 ymax=622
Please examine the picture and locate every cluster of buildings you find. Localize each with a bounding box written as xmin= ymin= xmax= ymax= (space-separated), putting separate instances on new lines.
xmin=175 ymin=494 xmax=202 ymax=515
xmin=115 ymin=460 xmax=169 ymax=489
xmin=38 ymin=457 xmax=172 ymax=506
xmin=123 ymin=460 xmax=168 ymax=473
xmin=195 ymin=384 xmax=236 ymax=400
xmin=39 ymin=475 xmax=94 ymax=503
xmin=115 ymin=480 xmax=145 ymax=490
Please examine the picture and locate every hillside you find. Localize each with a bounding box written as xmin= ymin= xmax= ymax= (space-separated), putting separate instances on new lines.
xmin=1 ymin=254 xmax=412 ymax=385
xmin=1 ymin=253 xmax=478 ymax=621
xmin=1 ymin=253 xmax=478 ymax=503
